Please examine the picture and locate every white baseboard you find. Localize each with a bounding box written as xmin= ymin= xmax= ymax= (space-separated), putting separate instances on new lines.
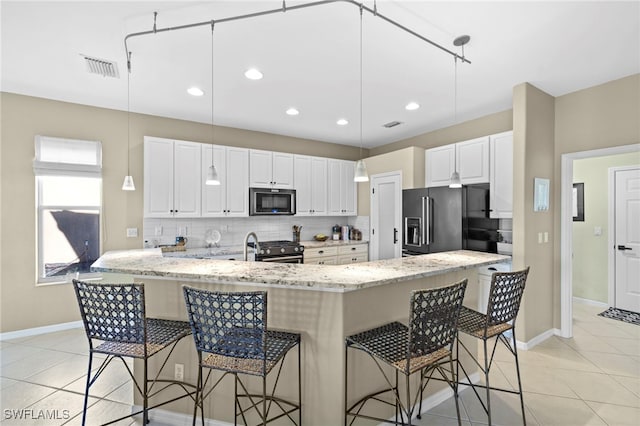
xmin=516 ymin=328 xmax=556 ymax=350
xmin=572 ymin=296 xmax=608 ymax=308
xmin=0 ymin=320 xmax=83 ymax=341
xmin=134 ymin=406 xmax=231 ymax=426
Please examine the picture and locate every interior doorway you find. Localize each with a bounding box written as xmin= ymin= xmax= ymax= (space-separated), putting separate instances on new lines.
xmin=560 ymin=144 xmax=640 ymax=338
xmin=369 ymin=171 xmax=402 ymax=261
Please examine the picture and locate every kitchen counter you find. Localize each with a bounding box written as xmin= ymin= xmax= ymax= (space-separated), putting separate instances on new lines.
xmin=91 ymin=248 xmax=508 ymax=292
xmin=92 ymin=249 xmax=508 ymax=424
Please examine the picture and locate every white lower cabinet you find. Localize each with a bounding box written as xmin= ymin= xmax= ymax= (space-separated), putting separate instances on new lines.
xmin=337 ymin=243 xmax=369 ymax=264
xmin=305 ymin=244 xmax=368 ymax=265
xmin=201 ymin=145 xmax=249 ymax=217
xmin=304 ymin=246 xmax=339 ymax=265
xmin=477 ymin=262 xmax=512 ymax=313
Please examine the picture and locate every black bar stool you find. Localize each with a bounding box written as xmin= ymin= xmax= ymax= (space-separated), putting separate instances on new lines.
xmin=72 ymin=279 xmax=195 ymax=425
xmin=182 ymin=286 xmax=301 ymax=425
xmin=456 ymin=267 xmax=530 ymax=425
xmin=345 ymin=279 xmax=468 ymax=425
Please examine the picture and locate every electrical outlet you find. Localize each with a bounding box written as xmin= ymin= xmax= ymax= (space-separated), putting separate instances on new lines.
xmin=544 ymin=232 xmax=549 ymax=243
xmin=126 ymin=228 xmax=138 ymax=238
xmin=174 ymin=363 xmax=184 ymax=381
xmin=538 ymin=232 xmax=543 ymax=244
xmin=155 ymin=226 xmax=163 ymax=236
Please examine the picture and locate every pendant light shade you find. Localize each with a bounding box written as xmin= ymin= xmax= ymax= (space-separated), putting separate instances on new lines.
xmin=205 ymin=164 xmax=220 ymax=185
xmin=354 ymin=159 xmax=369 ymax=182
xmin=122 ymin=175 xmax=136 ymax=191
xmin=449 ymin=171 xmax=462 ymax=188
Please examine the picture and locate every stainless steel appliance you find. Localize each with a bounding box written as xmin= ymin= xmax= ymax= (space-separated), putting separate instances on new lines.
xmin=402 ymin=184 xmax=499 ymax=256
xmin=248 ymin=240 xmax=304 ymax=263
xmin=249 ymin=188 xmax=296 ymax=216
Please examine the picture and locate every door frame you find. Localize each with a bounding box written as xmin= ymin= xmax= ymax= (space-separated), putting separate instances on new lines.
xmin=608 ymin=165 xmax=640 ymax=309
xmin=560 ymin=143 xmax=640 ymax=338
xmin=369 ymin=170 xmax=402 ymax=261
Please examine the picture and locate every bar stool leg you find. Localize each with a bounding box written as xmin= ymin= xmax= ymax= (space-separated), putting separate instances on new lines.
xmin=143 ymin=358 xmax=149 ymax=425
xmin=262 ymin=375 xmax=268 ymax=425
xmin=344 ymin=345 xmax=348 ymax=426
xmin=512 ymin=328 xmax=527 ymax=426
xmin=450 ymin=355 xmax=462 ymax=426
xmin=298 ymin=343 xmax=302 ymax=425
xmin=81 ymin=352 xmax=93 ymax=426
xmin=483 ymin=338 xmax=492 ymax=426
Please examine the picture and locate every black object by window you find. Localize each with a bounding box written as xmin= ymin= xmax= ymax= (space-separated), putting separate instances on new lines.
xmin=573 ymin=183 xmax=584 ymax=222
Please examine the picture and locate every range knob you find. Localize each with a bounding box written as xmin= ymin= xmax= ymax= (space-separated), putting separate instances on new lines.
xmin=294 ymin=247 xmax=299 ymax=252
xmin=266 ymin=249 xmax=271 ymax=255
xmin=260 ymin=249 xmax=265 ymax=255
xmin=280 ymin=248 xmax=286 ymax=253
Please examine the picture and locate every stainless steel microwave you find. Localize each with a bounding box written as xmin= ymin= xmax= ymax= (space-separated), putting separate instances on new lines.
xmin=249 ymin=188 xmax=296 ymax=216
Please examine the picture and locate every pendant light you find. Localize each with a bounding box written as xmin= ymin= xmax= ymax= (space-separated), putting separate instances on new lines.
xmin=122 ymin=51 xmax=136 ymax=191
xmin=353 ymin=5 xmax=369 ymax=183
xmin=205 ymin=22 xmax=221 ymax=186
xmin=449 ymin=35 xmax=470 ymax=189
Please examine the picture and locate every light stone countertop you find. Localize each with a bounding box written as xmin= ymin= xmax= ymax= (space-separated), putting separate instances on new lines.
xmin=300 ymin=239 xmax=369 ymax=249
xmin=91 ymin=249 xmax=510 ymax=292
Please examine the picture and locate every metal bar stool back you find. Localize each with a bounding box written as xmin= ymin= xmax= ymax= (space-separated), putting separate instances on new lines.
xmin=183 ymin=286 xmax=301 ymax=426
xmin=456 ymin=267 xmax=530 ymax=425
xmin=345 ymin=279 xmax=468 ymax=426
xmin=72 ymin=279 xmax=195 ymax=425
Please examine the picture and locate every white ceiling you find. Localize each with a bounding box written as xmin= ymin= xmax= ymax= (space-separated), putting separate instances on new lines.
xmin=2 ymin=1 xmax=639 ymax=149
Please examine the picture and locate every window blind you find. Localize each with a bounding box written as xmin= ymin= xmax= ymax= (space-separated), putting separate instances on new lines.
xmin=33 ymin=135 xmax=102 ymax=177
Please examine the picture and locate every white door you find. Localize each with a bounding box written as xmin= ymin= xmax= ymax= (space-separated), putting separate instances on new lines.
xmin=370 ymin=172 xmax=402 ymax=260
xmin=615 ymin=168 xmax=640 ymax=312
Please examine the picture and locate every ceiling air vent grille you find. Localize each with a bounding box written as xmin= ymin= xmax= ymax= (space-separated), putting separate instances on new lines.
xmin=383 ymin=121 xmax=403 ymax=128
xmin=82 ymin=54 xmax=120 ymax=78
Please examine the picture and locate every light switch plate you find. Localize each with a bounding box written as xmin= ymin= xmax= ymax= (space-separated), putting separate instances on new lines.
xmin=126 ymin=228 xmax=138 ymax=238
xmin=155 ymin=226 xmax=163 ymax=236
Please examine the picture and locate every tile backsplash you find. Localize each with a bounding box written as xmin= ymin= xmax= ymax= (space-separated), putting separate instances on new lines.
xmin=143 ymin=216 xmax=370 ymax=248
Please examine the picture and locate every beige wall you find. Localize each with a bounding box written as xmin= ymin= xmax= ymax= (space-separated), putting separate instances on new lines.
xmin=0 ymin=93 xmax=365 ymax=333
xmin=356 ymin=146 xmax=425 ymax=215
xmin=572 ymin=152 xmax=640 ymax=303
xmin=512 ymin=83 xmax=556 ymax=340
xmin=554 ymin=74 xmax=640 ymax=327
xmin=370 ymin=109 xmax=513 ymax=156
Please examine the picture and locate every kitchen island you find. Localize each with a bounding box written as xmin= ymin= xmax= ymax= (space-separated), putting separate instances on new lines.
xmin=92 ymin=249 xmax=509 ymax=425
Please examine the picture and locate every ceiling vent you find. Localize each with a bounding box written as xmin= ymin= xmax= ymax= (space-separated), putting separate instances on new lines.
xmin=82 ymin=54 xmax=120 ymax=78
xmin=382 ymin=121 xmax=403 ymax=128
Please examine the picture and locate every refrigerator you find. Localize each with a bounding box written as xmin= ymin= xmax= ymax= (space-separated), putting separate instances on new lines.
xmin=402 ymin=184 xmax=500 ymax=255
xmin=402 ymin=187 xmax=463 ymax=255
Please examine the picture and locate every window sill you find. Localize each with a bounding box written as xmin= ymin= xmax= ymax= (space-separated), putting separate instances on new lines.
xmin=36 ymin=273 xmax=103 ymax=287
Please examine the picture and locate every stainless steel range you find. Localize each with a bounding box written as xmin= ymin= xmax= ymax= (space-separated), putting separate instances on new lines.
xmin=248 ymin=240 xmax=304 ymax=263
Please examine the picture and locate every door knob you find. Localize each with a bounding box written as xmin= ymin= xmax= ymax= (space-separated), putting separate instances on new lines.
xmin=394 ymin=228 xmax=398 ymax=244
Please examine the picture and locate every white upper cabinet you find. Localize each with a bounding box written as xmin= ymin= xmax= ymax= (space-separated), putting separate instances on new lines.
xmin=249 ymin=149 xmax=294 ymax=188
xmin=328 ymin=159 xmax=357 ymax=216
xmin=425 ymin=145 xmax=455 ymax=187
xmin=201 ymin=145 xmax=249 ymax=217
xmin=144 ymin=137 xmax=201 ymax=218
xmin=294 ymin=155 xmax=328 ymax=216
xmin=489 ymin=131 xmax=513 ymax=218
xmin=456 ymin=136 xmax=490 ymax=185
xmin=425 ymin=137 xmax=490 ymax=187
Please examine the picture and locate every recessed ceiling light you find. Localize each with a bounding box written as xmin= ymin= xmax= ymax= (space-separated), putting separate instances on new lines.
xmin=286 ymin=108 xmax=299 ymax=116
xmin=405 ymin=102 xmax=420 ymax=111
xmin=337 ymin=119 xmax=349 ymax=126
xmin=244 ymin=68 xmax=263 ymax=80
xmin=187 ymin=87 xmax=204 ymax=97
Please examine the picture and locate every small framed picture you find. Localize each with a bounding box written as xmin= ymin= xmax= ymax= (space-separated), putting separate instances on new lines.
xmin=573 ymin=183 xmax=584 ymax=221
xmin=534 ymin=178 xmax=550 ymax=212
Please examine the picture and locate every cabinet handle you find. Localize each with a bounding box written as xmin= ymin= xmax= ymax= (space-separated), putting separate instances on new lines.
xmin=319 ymin=250 xmax=324 ymax=254
xmin=351 ymin=247 xmax=356 ymax=251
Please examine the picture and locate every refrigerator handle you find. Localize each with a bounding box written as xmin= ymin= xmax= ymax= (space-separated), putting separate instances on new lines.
xmin=422 ymin=196 xmax=430 ymax=246
xmin=394 ymin=228 xmax=398 ymax=244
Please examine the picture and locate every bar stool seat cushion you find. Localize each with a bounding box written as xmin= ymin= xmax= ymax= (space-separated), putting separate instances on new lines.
xmin=201 ymin=329 xmax=300 ymax=376
xmin=93 ymin=318 xmax=192 ymax=358
xmin=347 ymin=321 xmax=452 ymax=375
xmin=457 ymin=307 xmax=513 ymax=339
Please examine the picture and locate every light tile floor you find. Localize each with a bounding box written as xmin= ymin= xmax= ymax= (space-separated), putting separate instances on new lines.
xmin=0 ymin=302 xmax=638 ymax=425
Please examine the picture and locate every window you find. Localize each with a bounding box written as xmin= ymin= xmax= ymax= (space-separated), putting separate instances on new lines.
xmin=34 ymin=136 xmax=102 ymax=283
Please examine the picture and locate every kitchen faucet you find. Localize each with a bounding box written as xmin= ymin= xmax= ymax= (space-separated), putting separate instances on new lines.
xmin=243 ymin=232 xmax=259 ymax=261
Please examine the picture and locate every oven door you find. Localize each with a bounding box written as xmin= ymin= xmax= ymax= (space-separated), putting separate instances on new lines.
xmin=257 ymin=255 xmax=304 ymax=264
